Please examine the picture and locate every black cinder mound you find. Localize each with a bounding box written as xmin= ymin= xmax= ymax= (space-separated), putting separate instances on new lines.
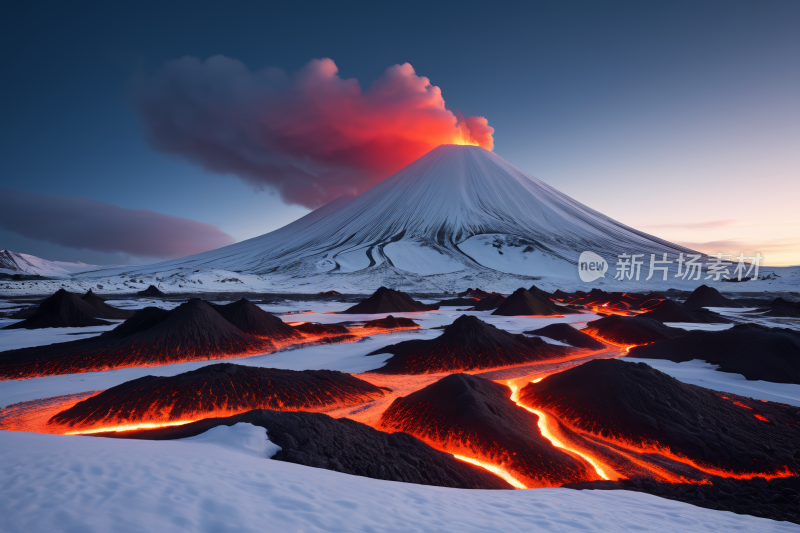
xmin=380 ymin=373 xmax=593 ymax=488
xmin=81 ymin=289 xmax=136 ymax=320
xmin=137 ymin=285 xmax=165 ymax=297
xmin=492 ymin=288 xmax=577 ymax=316
xmin=520 ymin=359 xmax=800 ymax=474
xmin=763 ymin=297 xmax=800 ymax=318
xmin=342 ymin=287 xmax=438 ymax=314
xmin=582 ymin=315 xmax=686 ymax=346
xmin=683 ymin=285 xmax=743 ymax=308
xmin=638 ymin=298 xmax=732 ymax=324
xmin=363 ymin=315 xmax=417 ymax=329
xmin=469 ymin=293 xmax=506 ymax=311
xmin=0 ymin=299 xmax=274 ymax=380
xmin=525 ymin=323 xmax=606 ymax=350
xmin=210 ymin=299 xmax=301 ymax=340
xmin=2 ymin=289 xmax=113 ymax=329
xmin=459 ymin=288 xmax=492 ymax=299
xmin=292 ymin=322 xmax=350 ymax=336
xmin=528 ymin=284 xmax=554 ymax=301
xmin=368 ymin=314 xmax=574 ymax=374
xmin=94 ymin=409 xmax=511 ymax=490
xmin=629 ymin=324 xmax=800 ymax=384
xmin=49 ymin=363 xmax=385 ymax=431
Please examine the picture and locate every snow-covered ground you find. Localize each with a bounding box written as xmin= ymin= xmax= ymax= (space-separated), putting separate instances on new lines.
xmin=2 ymin=423 xmax=796 ymax=533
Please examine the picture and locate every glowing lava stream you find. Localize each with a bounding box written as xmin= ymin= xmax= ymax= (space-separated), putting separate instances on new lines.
xmin=64 ymin=419 xmax=195 ymax=435
xmin=453 ymin=455 xmax=527 ymax=489
xmin=507 ymin=380 xmax=610 ymax=481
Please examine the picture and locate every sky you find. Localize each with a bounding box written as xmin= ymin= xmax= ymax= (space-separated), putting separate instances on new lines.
xmin=1 ymin=0 xmax=798 ymax=266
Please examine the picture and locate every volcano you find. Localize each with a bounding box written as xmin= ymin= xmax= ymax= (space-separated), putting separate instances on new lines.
xmin=492 ymin=287 xmax=576 ymax=316
xmin=48 ymin=363 xmax=385 ymax=433
xmin=367 ymin=315 xmax=574 ymax=374
xmin=582 ymin=315 xmax=686 ymax=346
xmin=379 ymin=373 xmax=594 ymax=488
xmin=137 ymin=285 xmax=165 ymax=297
xmin=342 ymin=287 xmax=438 ymax=314
xmin=518 ymin=359 xmax=800 ymax=476
xmin=74 ymin=145 xmax=693 ymax=288
xmin=3 ymin=289 xmax=113 ymax=329
xmin=628 ymin=324 xmax=800 ymax=384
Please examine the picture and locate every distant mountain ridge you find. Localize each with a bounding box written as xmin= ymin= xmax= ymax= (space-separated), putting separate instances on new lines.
xmin=0 ymin=250 xmax=111 ymax=277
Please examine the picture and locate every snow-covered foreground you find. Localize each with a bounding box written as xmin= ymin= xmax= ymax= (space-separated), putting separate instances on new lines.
xmin=2 ymin=424 xmax=796 ymax=533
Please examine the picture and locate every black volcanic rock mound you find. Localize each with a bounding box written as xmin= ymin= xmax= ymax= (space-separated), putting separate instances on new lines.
xmin=342 ymin=287 xmax=438 ymax=314
xmin=95 ymin=409 xmax=511 ymax=490
xmin=519 ymin=359 xmax=800 ymax=474
xmin=368 ymin=315 xmax=574 ymax=374
xmin=137 ymin=285 xmax=165 ymax=297
xmin=683 ymin=285 xmax=744 ymax=308
xmin=525 ymin=323 xmax=606 ymax=350
xmin=380 ymin=373 xmax=593 ymax=487
xmin=318 ymin=290 xmax=340 ymax=296
xmin=50 ymin=363 xmax=385 ymax=431
xmin=81 ymin=289 xmax=136 ymax=320
xmin=470 ymin=293 xmax=506 ymax=311
xmin=638 ymin=298 xmax=732 ymax=324
xmin=0 ymin=299 xmax=274 ymax=379
xmin=292 ymin=322 xmax=350 ymax=336
xmin=629 ymin=324 xmax=800 ymax=384
xmin=210 ymin=299 xmax=301 ymax=340
xmin=528 ymin=284 xmax=554 ymax=300
xmin=554 ymin=288 xmax=668 ymax=312
xmin=582 ymin=315 xmax=686 ymax=346
xmin=459 ymin=288 xmax=492 ymax=299
xmin=363 ymin=315 xmax=417 ymax=329
xmin=492 ymin=288 xmax=560 ymax=316
xmin=2 ymin=289 xmax=113 ymax=329
xmin=762 ymin=298 xmax=800 ymax=318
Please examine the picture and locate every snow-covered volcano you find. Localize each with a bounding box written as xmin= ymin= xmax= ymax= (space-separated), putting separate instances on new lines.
xmin=74 ymin=145 xmax=693 ymax=290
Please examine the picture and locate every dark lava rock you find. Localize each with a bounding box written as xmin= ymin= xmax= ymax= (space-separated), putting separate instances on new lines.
xmin=210 ymin=299 xmax=301 ymax=340
xmin=318 ymin=290 xmax=341 ymax=296
xmin=555 ymin=288 xmax=668 ymax=312
xmin=81 ymin=289 xmax=136 ymax=320
xmin=469 ymin=293 xmax=506 ymax=311
xmin=492 ymin=288 xmax=561 ymax=317
xmin=363 ymin=315 xmax=418 ymax=329
xmin=629 ymin=324 xmax=800 ymax=384
xmin=762 ymin=298 xmax=800 ymax=318
xmin=342 ymin=287 xmax=438 ymax=314
xmin=564 ymin=476 xmax=800 ymax=525
xmin=459 ymin=288 xmax=493 ymax=299
xmin=2 ymin=289 xmax=113 ymax=329
xmin=137 ymin=285 xmax=165 ymax=297
xmin=92 ymin=409 xmax=512 ymax=490
xmin=524 ymin=323 xmax=606 ymax=350
xmin=582 ymin=315 xmax=686 ymax=346
xmin=292 ymin=322 xmax=350 ymax=336
xmin=637 ymin=298 xmax=732 ymax=324
xmin=49 ymin=363 xmax=385 ymax=430
xmin=368 ymin=314 xmax=574 ymax=374
xmin=379 ymin=373 xmax=593 ymax=488
xmin=0 ymin=299 xmax=274 ymax=379
xmin=528 ymin=284 xmax=554 ymax=301
xmin=519 ymin=359 xmax=800 ymax=474
xmin=683 ymin=285 xmax=744 ymax=309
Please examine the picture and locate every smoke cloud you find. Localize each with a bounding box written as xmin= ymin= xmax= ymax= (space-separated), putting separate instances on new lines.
xmin=134 ymin=57 xmax=494 ymax=208
xmin=0 ymin=190 xmax=236 ymax=259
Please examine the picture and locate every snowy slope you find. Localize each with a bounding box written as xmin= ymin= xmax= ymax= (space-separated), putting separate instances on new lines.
xmin=73 ymin=146 xmax=694 ymax=284
xmin=2 ymin=425 xmax=794 ymax=533
xmin=0 ymin=250 xmax=114 ymax=277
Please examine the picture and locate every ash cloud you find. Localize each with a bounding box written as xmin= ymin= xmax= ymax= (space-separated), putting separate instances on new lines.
xmin=0 ymin=189 xmax=235 ymax=259
xmin=134 ymin=57 xmax=494 ymax=209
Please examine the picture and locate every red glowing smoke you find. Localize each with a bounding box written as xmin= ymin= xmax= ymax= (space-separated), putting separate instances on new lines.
xmin=135 ymin=57 xmax=494 ymax=208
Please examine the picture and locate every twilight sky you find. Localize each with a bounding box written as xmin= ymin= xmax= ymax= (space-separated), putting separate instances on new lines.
xmin=1 ymin=0 xmax=798 ymax=266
